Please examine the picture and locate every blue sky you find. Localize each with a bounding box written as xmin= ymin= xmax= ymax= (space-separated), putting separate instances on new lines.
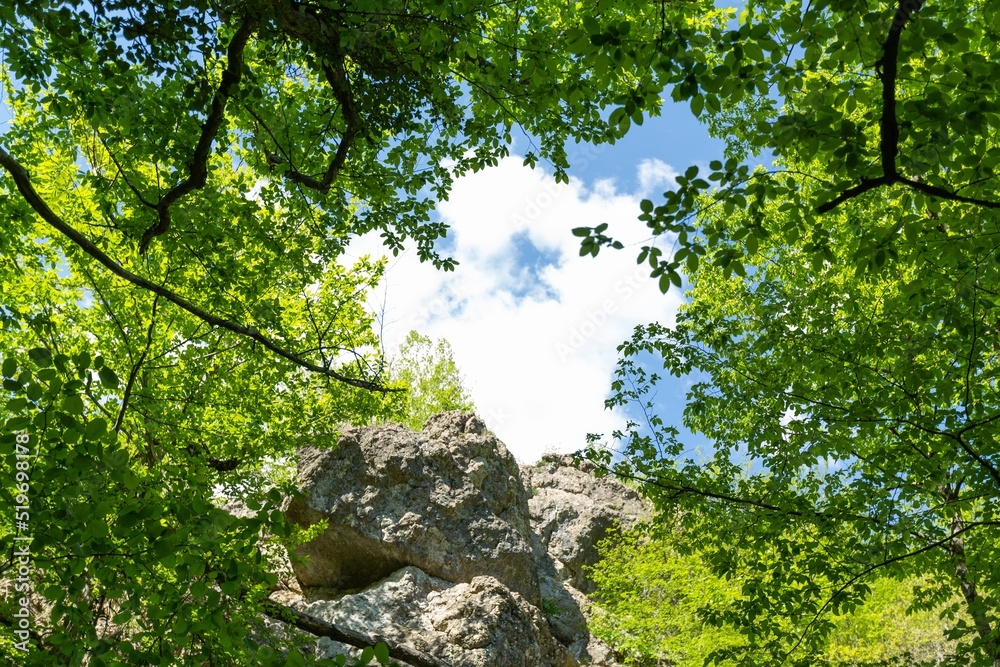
xmin=356 ymin=99 xmax=727 ymax=461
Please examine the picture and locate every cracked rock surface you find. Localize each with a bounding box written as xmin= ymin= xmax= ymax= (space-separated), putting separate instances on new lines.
xmin=278 ymin=412 xmax=649 ymax=666
xmin=283 ymin=412 xmax=539 ymax=604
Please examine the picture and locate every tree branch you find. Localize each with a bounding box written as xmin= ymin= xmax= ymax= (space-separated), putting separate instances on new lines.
xmin=945 ymin=511 xmax=999 ymax=659
xmin=876 ymin=0 xmax=914 ymax=180
xmin=900 ymin=176 xmax=1000 ymax=209
xmin=782 ymin=519 xmax=995 ymax=663
xmin=115 ymin=294 xmax=160 ymax=432
xmin=815 ymin=0 xmax=1000 ymax=213
xmin=280 ymin=60 xmax=361 ymax=193
xmin=252 ymin=1 xmax=363 ymax=194
xmin=0 ymin=146 xmax=395 ymax=392
xmin=98 ymin=133 xmax=157 ymax=209
xmin=139 ymin=16 xmax=258 ymax=253
xmin=586 ymin=459 xmax=783 ymax=513
xmin=953 ymin=433 xmax=1000 ymax=493
xmin=262 ymin=598 xmax=453 ymax=667
xmin=815 ymin=177 xmax=888 ymax=214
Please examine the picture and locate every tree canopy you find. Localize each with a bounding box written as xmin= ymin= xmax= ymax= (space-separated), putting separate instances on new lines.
xmin=389 ymin=331 xmax=474 ymax=431
xmin=0 ymin=0 xmax=719 ymax=663
xmin=575 ymin=0 xmax=1000 ymax=290
xmin=5 ymin=0 xmax=1000 ymax=664
xmin=578 ymin=1 xmax=1000 ymax=665
xmin=589 ymin=163 xmax=1000 ymax=664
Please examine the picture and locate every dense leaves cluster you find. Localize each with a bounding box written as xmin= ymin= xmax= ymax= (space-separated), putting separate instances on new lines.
xmin=588 ymin=171 xmax=1000 ymax=665
xmin=590 ymin=526 xmax=958 ymax=667
xmin=0 ymin=0 xmax=713 ymax=663
xmin=0 ymin=349 xmax=293 ymax=665
xmin=575 ymin=0 xmax=1000 ymax=290
xmin=579 ymin=1 xmax=1000 ymax=666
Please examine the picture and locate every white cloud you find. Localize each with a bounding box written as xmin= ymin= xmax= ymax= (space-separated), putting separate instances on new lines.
xmin=347 ymin=156 xmax=683 ymax=462
xmin=635 ymin=158 xmax=679 ymax=198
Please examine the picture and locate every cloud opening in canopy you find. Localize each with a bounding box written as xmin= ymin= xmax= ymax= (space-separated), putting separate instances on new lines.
xmin=347 ymin=156 xmax=683 ymax=462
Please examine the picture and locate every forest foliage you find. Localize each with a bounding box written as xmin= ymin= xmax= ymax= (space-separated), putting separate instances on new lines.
xmin=1 ymin=0 xmax=999 ymax=665
xmin=0 ymin=0 xmax=682 ymax=663
xmin=590 ymin=526 xmax=960 ymax=667
xmin=388 ymin=331 xmax=474 ymax=432
xmin=576 ymin=1 xmax=1000 ymax=666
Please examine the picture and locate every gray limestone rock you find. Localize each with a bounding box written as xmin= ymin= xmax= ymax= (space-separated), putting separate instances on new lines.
xmin=306 ymin=566 xmax=576 ymax=667
xmin=283 ymin=412 xmax=540 ymax=604
xmin=522 ymin=455 xmax=648 ymax=594
xmin=275 ymin=415 xmax=647 ymax=666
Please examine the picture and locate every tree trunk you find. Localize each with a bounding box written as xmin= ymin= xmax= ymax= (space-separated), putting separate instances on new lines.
xmin=949 ymin=511 xmax=1000 ymax=667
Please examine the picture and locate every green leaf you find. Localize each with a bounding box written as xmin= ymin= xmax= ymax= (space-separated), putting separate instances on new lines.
xmin=73 ymin=351 xmax=91 ymax=370
xmin=691 ymin=94 xmax=704 ymax=117
xmin=686 ymin=252 xmax=699 ymax=275
xmin=6 ymin=396 xmax=28 ymax=411
xmin=28 ymin=347 xmax=52 ymax=367
xmin=61 ymin=394 xmax=85 ymax=415
xmin=658 ymin=273 xmax=671 ymax=293
xmin=106 ymin=448 xmax=129 ymax=469
xmin=84 ymin=417 xmax=108 ymax=440
xmin=98 ymin=366 xmax=120 ymax=389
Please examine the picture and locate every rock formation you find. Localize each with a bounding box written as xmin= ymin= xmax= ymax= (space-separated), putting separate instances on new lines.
xmin=274 ymin=412 xmax=649 ymax=667
xmin=304 ymin=567 xmax=574 ymax=667
xmin=523 ymin=456 xmax=649 ymax=663
xmin=283 ymin=412 xmax=538 ymax=603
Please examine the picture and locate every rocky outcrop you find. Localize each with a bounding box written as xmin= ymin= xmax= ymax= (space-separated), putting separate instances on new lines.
xmin=283 ymin=412 xmax=538 ymax=603
xmin=523 ymin=455 xmax=649 ymax=594
xmin=276 ymin=412 xmax=648 ymax=667
xmin=523 ymin=455 xmax=649 ymax=664
xmin=306 ymin=567 xmax=574 ymax=667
